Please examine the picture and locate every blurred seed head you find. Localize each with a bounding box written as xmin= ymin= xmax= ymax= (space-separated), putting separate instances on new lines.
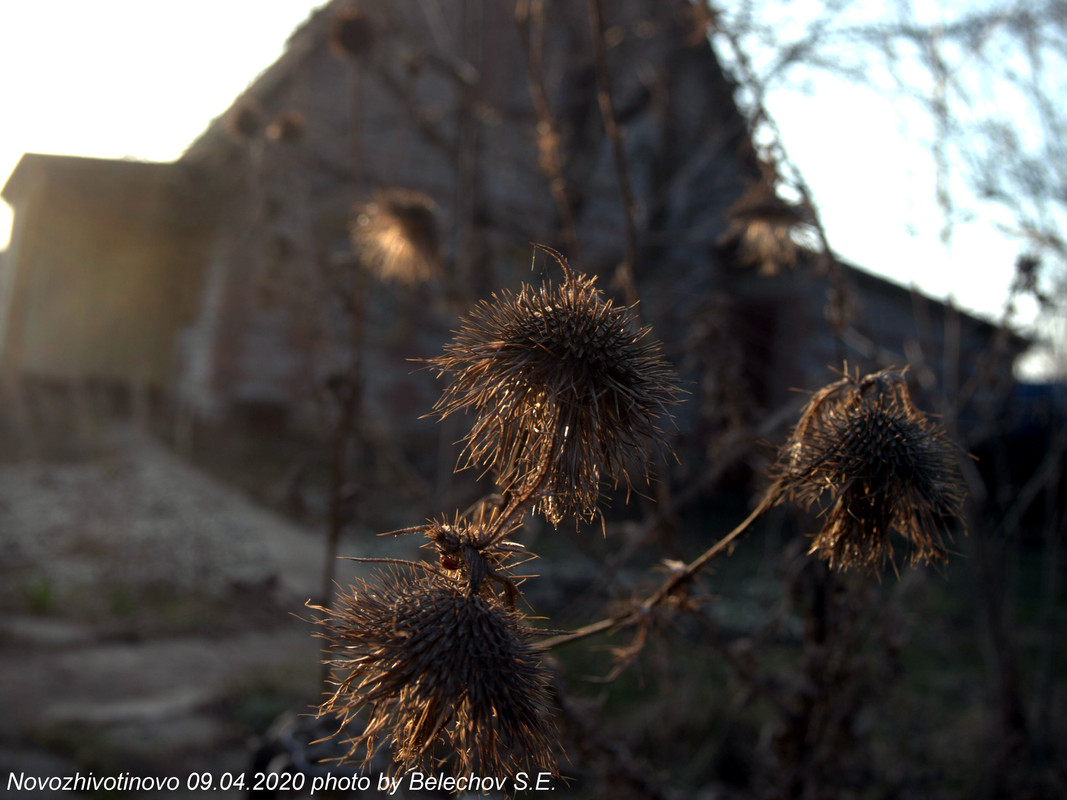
xmin=329 ymin=8 xmax=377 ymax=60
xmin=224 ymin=100 xmax=264 ymax=142
xmin=430 ymin=249 xmax=679 ymax=524
xmin=536 ymin=121 xmax=563 ymax=178
xmin=350 ymin=189 xmax=441 ymax=287
xmin=265 ymin=110 xmax=306 ymax=144
xmin=314 ymin=566 xmax=556 ymax=776
xmin=718 ymin=178 xmax=805 ymax=275
xmin=772 ymin=368 xmax=967 ymax=571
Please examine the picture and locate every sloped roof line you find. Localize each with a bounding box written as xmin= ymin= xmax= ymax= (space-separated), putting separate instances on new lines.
xmin=179 ymin=1 xmax=340 ymax=163
xmin=166 ymin=0 xmax=1018 ymax=348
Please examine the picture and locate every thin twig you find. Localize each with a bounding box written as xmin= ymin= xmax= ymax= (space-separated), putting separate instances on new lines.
xmin=538 ymin=489 xmax=778 ymax=649
xmin=516 ymin=0 xmax=582 ymax=260
xmin=587 ymin=0 xmax=640 ymax=305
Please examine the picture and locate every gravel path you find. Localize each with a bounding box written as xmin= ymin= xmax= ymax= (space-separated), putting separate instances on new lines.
xmin=0 ymin=428 xmax=325 ymax=606
xmin=0 ymin=427 xmax=342 ymax=798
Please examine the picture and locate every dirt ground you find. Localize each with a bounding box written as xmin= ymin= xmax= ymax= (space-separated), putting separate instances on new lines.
xmin=0 ymin=426 xmax=367 ymax=798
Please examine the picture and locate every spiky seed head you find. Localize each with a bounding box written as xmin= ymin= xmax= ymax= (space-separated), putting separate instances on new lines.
xmin=425 ymin=515 xmax=493 ymax=578
xmin=772 ymin=368 xmax=967 ymax=571
xmin=329 ymin=8 xmax=377 ymax=60
xmin=350 ymin=189 xmax=441 ymax=287
xmin=314 ymin=567 xmax=556 ymax=776
xmin=421 ymin=513 xmax=530 ymax=604
xmin=266 ymin=110 xmax=306 ymax=144
xmin=430 ymin=251 xmax=679 ymax=524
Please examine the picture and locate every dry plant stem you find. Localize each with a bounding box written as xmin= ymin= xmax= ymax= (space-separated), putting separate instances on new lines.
xmin=455 ymin=7 xmax=483 ymax=297
xmin=587 ymin=0 xmax=640 ymax=307
xmin=347 ymin=56 xmax=364 ymax=196
xmin=321 ymin=271 xmax=370 ymax=612
xmin=517 ymin=0 xmax=582 ymax=261
xmin=539 ymin=489 xmax=778 ymax=650
xmin=480 ymin=426 xmax=563 ymax=549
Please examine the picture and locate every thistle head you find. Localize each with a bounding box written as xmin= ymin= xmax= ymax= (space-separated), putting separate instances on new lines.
xmin=430 ymin=247 xmax=678 ymax=524
xmin=350 ymin=189 xmax=441 ymax=287
xmin=772 ymin=368 xmax=967 ymax=571
xmin=313 ymin=566 xmax=556 ymax=776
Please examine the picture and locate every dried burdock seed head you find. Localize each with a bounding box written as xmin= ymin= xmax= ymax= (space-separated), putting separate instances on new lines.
xmin=420 ymin=513 xmax=531 ymax=605
xmin=717 ymin=177 xmax=806 ymax=275
xmin=771 ymin=367 xmax=967 ymax=571
xmin=313 ymin=566 xmax=557 ymax=777
xmin=265 ymin=110 xmax=306 ymax=144
xmin=224 ymin=100 xmax=263 ymax=142
xmin=430 ymin=245 xmax=679 ymax=524
xmin=329 ymin=8 xmax=377 ymax=60
xmin=350 ymin=189 xmax=441 ymax=287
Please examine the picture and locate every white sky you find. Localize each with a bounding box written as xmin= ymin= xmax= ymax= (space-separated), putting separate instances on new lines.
xmin=0 ymin=0 xmax=1039 ymax=337
xmin=0 ymin=1 xmax=323 ymax=227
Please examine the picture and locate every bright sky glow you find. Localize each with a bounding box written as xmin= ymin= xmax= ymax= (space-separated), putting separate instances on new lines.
xmin=770 ymin=76 xmax=1027 ymax=323
xmin=0 ymin=0 xmax=1049 ymax=351
xmin=0 ymin=1 xmax=325 ymax=236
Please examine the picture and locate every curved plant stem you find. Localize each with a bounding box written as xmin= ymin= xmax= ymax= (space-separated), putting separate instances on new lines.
xmin=481 ymin=425 xmax=564 ymax=549
xmin=538 ymin=488 xmax=780 ymax=650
